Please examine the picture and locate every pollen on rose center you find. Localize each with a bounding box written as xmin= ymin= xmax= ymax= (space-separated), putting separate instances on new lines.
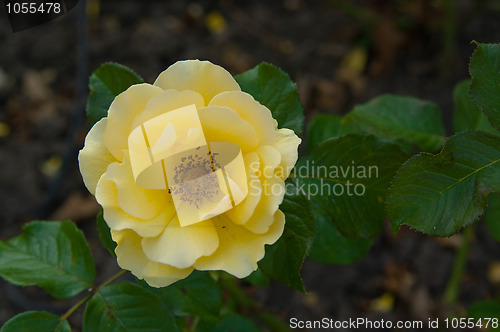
xmin=127 ymin=104 xmax=249 ymax=227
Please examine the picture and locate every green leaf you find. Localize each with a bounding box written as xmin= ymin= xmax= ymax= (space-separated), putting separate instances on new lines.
xmin=453 ymin=80 xmax=499 ymax=134
xmin=0 ymin=311 xmax=71 ymax=332
xmin=470 ymin=42 xmax=500 ymax=132
xmin=235 ymin=62 xmax=304 ymax=135
xmin=197 ymin=314 xmax=261 ymax=332
xmin=309 ymin=202 xmax=372 ymax=264
xmin=83 ymin=282 xmax=180 ymax=332
xmin=485 ymin=195 xmax=500 ymax=242
xmin=87 ymin=62 xmax=143 ymax=125
xmin=258 ymin=184 xmax=314 ymax=292
xmin=295 ymin=134 xmax=409 ymax=239
xmin=468 ymin=300 xmax=500 ymax=330
xmin=387 ymin=131 xmax=500 ymax=236
xmin=0 ymin=221 xmax=95 ymax=299
xmin=139 ymin=271 xmax=222 ymax=320
xmin=306 ymin=114 xmax=342 ymax=152
xmin=96 ymin=209 xmax=116 ymax=257
xmin=244 ymin=267 xmax=270 ymax=287
xmin=342 ymin=95 xmax=446 ymax=152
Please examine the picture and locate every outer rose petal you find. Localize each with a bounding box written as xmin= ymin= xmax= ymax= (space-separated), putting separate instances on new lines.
xmin=194 ymin=210 xmax=285 ymax=278
xmin=243 ymin=174 xmax=285 ymax=234
xmin=256 ymin=145 xmax=281 ymax=178
xmin=198 ymin=105 xmax=259 ymax=151
xmin=274 ymin=128 xmax=301 ymax=179
xmin=209 ymin=91 xmax=276 ymax=145
xmin=78 ymin=118 xmax=117 ymax=195
xmin=225 ymin=171 xmax=261 ymax=226
xmin=95 ymin=174 xmax=172 ymax=238
xmin=103 ymin=83 xmax=163 ymax=161
xmin=154 ymin=60 xmax=241 ymax=105
xmin=131 ymin=89 xmax=205 ymax=130
xmin=112 ymin=229 xmax=193 ymax=287
xmin=104 ymin=155 xmax=167 ymax=220
xmin=141 ymin=217 xmax=219 ymax=269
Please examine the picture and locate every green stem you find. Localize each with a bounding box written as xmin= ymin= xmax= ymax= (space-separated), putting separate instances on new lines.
xmin=60 ymin=269 xmax=128 ymax=321
xmin=444 ymin=225 xmax=474 ymax=305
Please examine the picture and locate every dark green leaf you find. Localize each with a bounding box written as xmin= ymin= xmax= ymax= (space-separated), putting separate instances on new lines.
xmin=245 ymin=267 xmax=270 ymax=287
xmin=342 ymin=95 xmax=446 ymax=152
xmin=87 ymin=62 xmax=143 ymax=125
xmin=97 ymin=209 xmax=116 ymax=257
xmin=259 ymin=184 xmax=314 ymax=292
xmin=295 ymin=134 xmax=409 ymax=239
xmin=306 ymin=114 xmax=342 ymax=152
xmin=197 ymin=314 xmax=261 ymax=332
xmin=0 ymin=221 xmax=95 ymax=299
xmin=0 ymin=311 xmax=71 ymax=332
xmin=485 ymin=194 xmax=500 ymax=242
xmin=235 ymin=62 xmax=304 ymax=135
xmin=309 ymin=202 xmax=372 ymax=264
xmin=470 ymin=42 xmax=500 ymax=132
xmin=387 ymin=131 xmax=500 ymax=236
xmin=468 ymin=300 xmax=500 ymax=330
xmin=453 ymin=80 xmax=499 ymax=134
xmin=139 ymin=271 xmax=222 ymax=320
xmin=83 ymin=282 xmax=180 ymax=332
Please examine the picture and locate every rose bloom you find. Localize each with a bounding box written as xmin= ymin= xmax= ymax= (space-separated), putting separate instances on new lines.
xmin=79 ymin=60 xmax=301 ymax=287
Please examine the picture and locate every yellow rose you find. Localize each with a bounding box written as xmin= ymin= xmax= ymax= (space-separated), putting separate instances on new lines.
xmin=78 ymin=60 xmax=301 ymax=287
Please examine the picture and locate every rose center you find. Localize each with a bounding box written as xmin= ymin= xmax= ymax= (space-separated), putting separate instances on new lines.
xmin=127 ymin=104 xmax=248 ymax=227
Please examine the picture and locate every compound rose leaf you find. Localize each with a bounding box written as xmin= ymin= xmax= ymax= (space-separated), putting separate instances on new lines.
xmin=453 ymin=80 xmax=499 ymax=134
xmin=0 ymin=221 xmax=95 ymax=299
xmin=87 ymin=62 xmax=143 ymax=125
xmin=197 ymin=313 xmax=261 ymax=332
xmin=387 ymin=131 xmax=500 ymax=236
xmin=83 ymin=282 xmax=180 ymax=332
xmin=309 ymin=201 xmax=372 ymax=264
xmin=259 ymin=184 xmax=314 ymax=292
xmin=235 ymin=62 xmax=304 ymax=136
xmin=140 ymin=271 xmax=222 ymax=320
xmin=470 ymin=42 xmax=500 ymax=132
xmin=0 ymin=311 xmax=71 ymax=332
xmin=342 ymin=95 xmax=446 ymax=152
xmin=468 ymin=300 xmax=500 ymax=322
xmin=96 ymin=209 xmax=116 ymax=257
xmin=295 ymin=134 xmax=409 ymax=239
xmin=306 ymin=114 xmax=343 ymax=152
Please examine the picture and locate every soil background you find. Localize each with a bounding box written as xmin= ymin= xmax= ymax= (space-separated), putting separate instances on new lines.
xmin=1 ymin=0 xmax=500 ymax=331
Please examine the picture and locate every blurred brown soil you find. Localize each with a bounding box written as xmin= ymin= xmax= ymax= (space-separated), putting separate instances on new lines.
xmin=1 ymin=0 xmax=500 ymax=330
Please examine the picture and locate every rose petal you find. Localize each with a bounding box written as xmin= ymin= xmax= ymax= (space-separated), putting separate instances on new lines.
xmin=131 ymin=89 xmax=205 ymax=130
xmin=141 ymin=217 xmax=219 ymax=269
xmin=256 ymin=145 xmax=281 ymax=179
xmin=78 ymin=118 xmax=117 ymax=195
xmin=225 ymin=168 xmax=262 ymax=226
xmin=274 ymin=128 xmax=301 ymax=179
xmin=105 ymin=155 xmax=167 ymax=220
xmin=154 ymin=60 xmax=240 ymax=105
xmin=194 ymin=210 xmax=285 ymax=278
xmin=95 ymin=174 xmax=172 ymax=237
xmin=198 ymin=105 xmax=259 ymax=151
xmin=243 ymin=174 xmax=285 ymax=234
xmin=112 ymin=229 xmax=193 ymax=287
xmin=103 ymin=83 xmax=163 ymax=161
xmin=209 ymin=91 xmax=276 ymax=145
